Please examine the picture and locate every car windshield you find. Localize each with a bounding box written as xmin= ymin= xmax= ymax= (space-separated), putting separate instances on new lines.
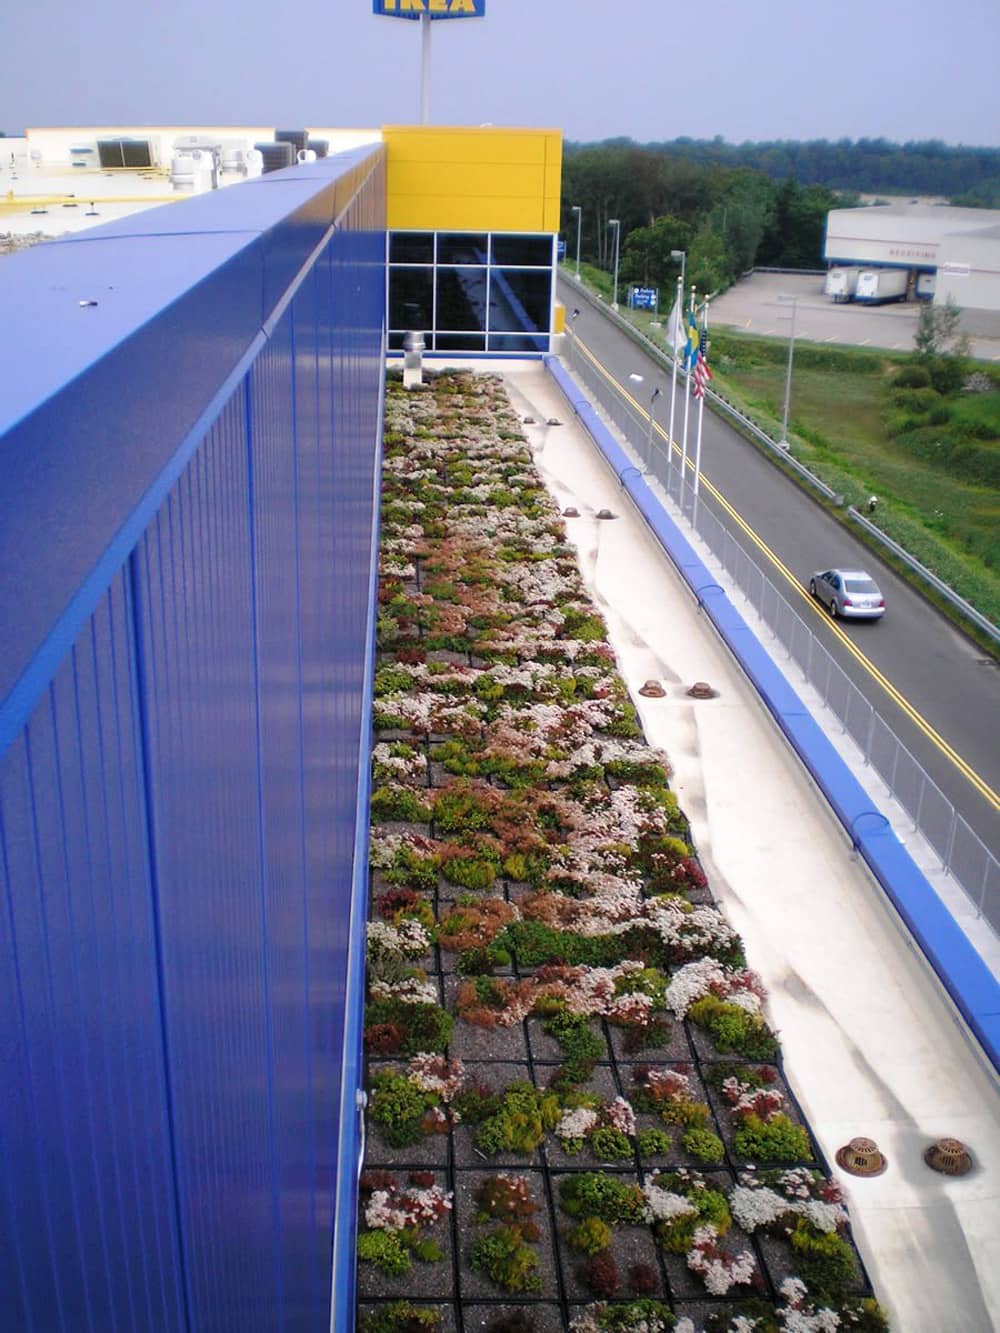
xmin=844 ymin=577 xmax=879 ymax=594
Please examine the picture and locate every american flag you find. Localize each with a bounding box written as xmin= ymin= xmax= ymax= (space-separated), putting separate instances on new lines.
xmin=692 ymin=328 xmax=712 ymax=399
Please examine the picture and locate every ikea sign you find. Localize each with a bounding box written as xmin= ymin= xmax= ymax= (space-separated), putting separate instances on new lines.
xmin=373 ymin=0 xmax=485 ymax=16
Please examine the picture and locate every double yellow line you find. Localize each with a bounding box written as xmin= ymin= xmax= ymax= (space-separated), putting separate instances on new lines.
xmin=575 ymin=334 xmax=1000 ymax=812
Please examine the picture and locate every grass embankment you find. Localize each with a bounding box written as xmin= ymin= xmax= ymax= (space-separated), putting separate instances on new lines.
xmin=706 ymin=332 xmax=1000 ymax=630
xmin=560 ymin=265 xmax=1000 ymax=637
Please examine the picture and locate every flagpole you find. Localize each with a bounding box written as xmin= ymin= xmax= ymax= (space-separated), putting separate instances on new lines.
xmin=680 ymin=285 xmax=696 ymax=510
xmin=693 ymin=296 xmax=710 ymax=499
xmin=667 ymin=272 xmax=683 ymax=485
xmin=420 ymin=14 xmax=431 ymax=123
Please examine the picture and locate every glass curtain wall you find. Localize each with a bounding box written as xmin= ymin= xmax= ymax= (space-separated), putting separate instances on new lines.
xmin=387 ymin=231 xmax=555 ymax=354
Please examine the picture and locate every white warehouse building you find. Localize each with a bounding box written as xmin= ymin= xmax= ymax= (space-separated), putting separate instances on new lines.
xmin=824 ymin=203 xmax=1000 ymax=335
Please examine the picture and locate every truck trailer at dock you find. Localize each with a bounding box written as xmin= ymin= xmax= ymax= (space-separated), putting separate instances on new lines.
xmin=854 ymin=268 xmax=909 ymax=305
xmin=824 ymin=266 xmax=862 ymax=302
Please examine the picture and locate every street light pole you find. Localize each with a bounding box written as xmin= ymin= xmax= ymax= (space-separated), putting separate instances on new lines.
xmin=646 ymin=386 xmax=661 ymax=468
xmin=608 ymin=218 xmax=621 ymax=311
xmin=571 ymin=205 xmax=582 ymax=279
xmin=780 ymin=295 xmax=797 ymax=448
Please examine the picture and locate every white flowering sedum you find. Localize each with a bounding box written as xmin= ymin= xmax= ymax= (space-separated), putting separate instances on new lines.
xmin=367 ymin=976 xmax=438 ymax=1005
xmin=641 ymin=1180 xmax=697 ymax=1225
xmin=686 ymin=1224 xmax=758 ymax=1295
xmin=366 ymin=918 xmax=430 ymax=958
xmin=664 ymin=957 xmax=766 ymax=1017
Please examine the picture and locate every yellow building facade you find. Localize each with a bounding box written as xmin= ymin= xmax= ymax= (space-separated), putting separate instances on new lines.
xmin=382 ymin=125 xmax=563 ymax=354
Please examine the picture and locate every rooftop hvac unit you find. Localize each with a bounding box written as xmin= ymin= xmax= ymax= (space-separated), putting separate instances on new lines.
xmin=309 ymin=139 xmax=329 ymax=158
xmin=275 ymin=129 xmax=308 ymax=154
xmin=97 ymin=138 xmax=155 ymax=169
xmin=254 ymin=142 xmax=295 ymax=173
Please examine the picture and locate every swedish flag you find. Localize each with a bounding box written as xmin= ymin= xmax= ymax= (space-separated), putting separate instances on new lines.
xmin=684 ymin=308 xmax=699 ymax=371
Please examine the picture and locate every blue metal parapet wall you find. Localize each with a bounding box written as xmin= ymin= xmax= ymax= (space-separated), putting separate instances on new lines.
xmin=544 ymin=355 xmax=1000 ymax=1073
xmin=0 ymin=151 xmax=386 ymax=1331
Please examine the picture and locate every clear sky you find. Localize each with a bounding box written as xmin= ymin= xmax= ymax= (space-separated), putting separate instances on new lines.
xmin=3 ymin=0 xmax=999 ymax=147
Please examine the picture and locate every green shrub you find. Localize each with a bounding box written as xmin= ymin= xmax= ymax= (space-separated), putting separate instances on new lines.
xmin=892 ymin=363 xmax=931 ymax=389
xmin=468 ymin=1226 xmax=542 ymax=1293
xmin=733 ymin=1112 xmax=812 ymax=1162
xmin=789 ymin=1218 xmax=860 ymax=1303
xmin=680 ymin=1126 xmax=725 ymax=1164
xmin=890 ymin=386 xmax=939 ymax=415
xmin=567 ymin=1216 xmax=614 ymax=1254
xmin=357 ymin=1229 xmax=411 ymax=1275
xmin=687 ymin=995 xmax=778 ymax=1060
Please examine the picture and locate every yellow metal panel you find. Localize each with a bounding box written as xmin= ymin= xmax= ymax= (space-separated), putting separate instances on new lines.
xmin=553 ymin=302 xmax=566 ymax=333
xmin=384 ymin=126 xmax=562 ymax=232
xmin=391 ymin=162 xmax=548 ymax=199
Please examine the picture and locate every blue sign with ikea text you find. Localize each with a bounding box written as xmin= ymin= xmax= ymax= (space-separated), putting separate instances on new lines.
xmin=373 ymin=0 xmax=485 ymax=17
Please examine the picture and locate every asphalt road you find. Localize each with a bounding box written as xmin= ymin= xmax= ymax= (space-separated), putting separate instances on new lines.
xmin=559 ymin=278 xmax=1000 ymax=868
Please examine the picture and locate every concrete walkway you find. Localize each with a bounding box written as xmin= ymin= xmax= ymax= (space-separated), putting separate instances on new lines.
xmin=496 ymin=361 xmax=1000 ymax=1333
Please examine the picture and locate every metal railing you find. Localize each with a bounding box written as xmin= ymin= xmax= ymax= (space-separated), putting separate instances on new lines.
xmin=564 ymin=333 xmax=1000 ymax=933
xmin=848 ymin=506 xmax=1000 ymax=646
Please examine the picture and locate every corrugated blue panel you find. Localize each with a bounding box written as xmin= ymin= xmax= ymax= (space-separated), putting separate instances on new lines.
xmin=0 ymin=146 xmax=386 ymax=1333
xmin=131 ymin=389 xmax=282 ymax=1330
xmin=0 ymin=575 xmax=185 ymax=1332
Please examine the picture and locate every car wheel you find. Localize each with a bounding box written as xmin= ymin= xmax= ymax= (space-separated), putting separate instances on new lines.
xmin=809 ymin=579 xmax=817 ymax=598
xmin=828 ymin=598 xmax=838 ymax=618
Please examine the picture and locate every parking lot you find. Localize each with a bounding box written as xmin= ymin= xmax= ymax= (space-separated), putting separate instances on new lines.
xmin=709 ymin=269 xmax=1000 ymax=361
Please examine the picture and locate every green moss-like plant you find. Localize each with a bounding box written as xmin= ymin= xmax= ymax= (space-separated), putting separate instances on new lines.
xmin=369 ymin=1071 xmax=438 ymax=1147
xmin=789 ymin=1218 xmax=861 ymax=1303
xmin=680 ymin=1125 xmax=725 ymax=1164
xmin=364 ymin=999 xmax=453 ymax=1056
xmin=543 ymin=1012 xmax=605 ymax=1084
xmin=476 ymin=1082 xmax=561 ymax=1155
xmin=687 ymin=995 xmax=779 ymax=1060
xmin=359 ymin=1301 xmax=442 ymax=1333
xmin=581 ymin=1298 xmax=676 ymax=1330
xmin=637 ymin=1128 xmax=672 ymax=1157
xmin=733 ymin=1113 xmax=812 ymax=1163
xmin=558 ymin=1173 xmax=648 ymax=1225
xmin=357 ymin=1229 xmax=411 ymax=1275
xmin=370 ymin=785 xmax=433 ymax=824
xmin=589 ymin=1126 xmax=633 ymax=1161
xmin=382 ymin=844 xmax=440 ymax=893
xmin=567 ymin=1216 xmax=614 ymax=1254
xmin=439 ymin=854 xmax=499 ymax=892
xmin=655 ymin=1182 xmax=730 ymax=1254
xmin=468 ymin=1226 xmax=542 ymax=1293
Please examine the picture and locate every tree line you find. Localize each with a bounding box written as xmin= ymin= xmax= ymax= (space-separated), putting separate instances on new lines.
xmin=561 ymin=138 xmax=1000 ymax=298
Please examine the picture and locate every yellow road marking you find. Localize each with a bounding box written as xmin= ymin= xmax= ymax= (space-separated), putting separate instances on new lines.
xmin=575 ymin=334 xmax=1000 ymax=812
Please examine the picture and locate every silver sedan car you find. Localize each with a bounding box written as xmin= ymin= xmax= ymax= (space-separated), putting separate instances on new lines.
xmin=809 ymin=569 xmax=885 ymax=619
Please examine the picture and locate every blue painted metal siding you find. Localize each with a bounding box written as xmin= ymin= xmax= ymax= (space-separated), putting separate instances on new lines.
xmin=0 ymin=149 xmax=386 ymax=1331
